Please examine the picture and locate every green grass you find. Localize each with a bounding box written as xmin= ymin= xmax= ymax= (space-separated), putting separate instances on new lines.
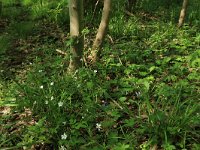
xmin=0 ymin=0 xmax=200 ymax=149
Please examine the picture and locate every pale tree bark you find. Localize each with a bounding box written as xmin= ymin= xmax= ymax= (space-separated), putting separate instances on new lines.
xmin=68 ymin=0 xmax=84 ymax=72
xmin=178 ymin=0 xmax=188 ymax=28
xmin=91 ymin=0 xmax=112 ymax=64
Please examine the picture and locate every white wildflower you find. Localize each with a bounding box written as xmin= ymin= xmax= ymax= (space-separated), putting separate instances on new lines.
xmin=173 ymin=38 xmax=178 ymax=42
xmin=94 ymin=70 xmax=97 ymax=73
xmin=39 ymin=70 xmax=42 ymax=73
xmin=61 ymin=133 xmax=67 ymax=140
xmin=50 ymin=96 xmax=54 ymax=101
xmin=96 ymin=123 xmax=102 ymax=131
xmin=50 ymin=82 xmax=54 ymax=86
xmin=40 ymin=85 xmax=44 ymax=89
xmin=45 ymin=100 xmax=48 ymax=105
xmin=58 ymin=101 xmax=63 ymax=107
xmin=135 ymin=91 xmax=141 ymax=97
xmin=60 ymin=145 xmax=67 ymax=150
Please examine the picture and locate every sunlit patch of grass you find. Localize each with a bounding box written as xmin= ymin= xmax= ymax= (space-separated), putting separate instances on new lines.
xmin=0 ymin=81 xmax=17 ymax=106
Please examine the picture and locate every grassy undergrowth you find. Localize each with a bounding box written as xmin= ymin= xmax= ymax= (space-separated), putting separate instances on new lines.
xmin=0 ymin=0 xmax=200 ymax=150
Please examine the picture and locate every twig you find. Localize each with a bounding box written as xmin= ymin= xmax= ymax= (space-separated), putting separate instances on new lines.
xmin=112 ymin=100 xmax=123 ymax=110
xmin=124 ymin=10 xmax=135 ymax=17
xmin=56 ymin=49 xmax=67 ymax=56
xmin=107 ymin=34 xmax=114 ymax=44
xmin=91 ymin=0 xmax=100 ymax=23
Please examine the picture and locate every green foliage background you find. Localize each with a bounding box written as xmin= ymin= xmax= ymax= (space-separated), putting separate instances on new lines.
xmin=0 ymin=0 xmax=199 ymax=149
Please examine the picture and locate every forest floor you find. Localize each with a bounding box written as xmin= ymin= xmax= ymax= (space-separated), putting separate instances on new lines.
xmin=0 ymin=3 xmax=200 ymax=150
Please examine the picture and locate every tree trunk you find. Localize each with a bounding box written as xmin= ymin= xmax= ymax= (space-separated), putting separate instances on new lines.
xmin=0 ymin=1 xmax=2 ymax=16
xmin=91 ymin=0 xmax=112 ymax=63
xmin=178 ymin=0 xmax=188 ymax=28
xmin=68 ymin=0 xmax=84 ymax=72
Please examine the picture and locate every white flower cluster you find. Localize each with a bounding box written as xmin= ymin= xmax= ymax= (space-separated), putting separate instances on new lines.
xmin=96 ymin=123 xmax=102 ymax=131
xmin=61 ymin=133 xmax=67 ymax=140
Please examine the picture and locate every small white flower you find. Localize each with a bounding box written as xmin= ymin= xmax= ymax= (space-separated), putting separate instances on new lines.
xmin=135 ymin=91 xmax=141 ymax=97
xmin=29 ymin=62 xmax=32 ymax=65
xmin=50 ymin=82 xmax=54 ymax=86
xmin=45 ymin=100 xmax=48 ymax=104
xmin=96 ymin=123 xmax=102 ymax=131
xmin=50 ymin=96 xmax=54 ymax=101
xmin=94 ymin=70 xmax=97 ymax=73
xmin=60 ymin=145 xmax=67 ymax=150
xmin=40 ymin=85 xmax=44 ymax=89
xmin=58 ymin=101 xmax=63 ymax=107
xmin=61 ymin=133 xmax=67 ymax=140
xmin=39 ymin=70 xmax=42 ymax=73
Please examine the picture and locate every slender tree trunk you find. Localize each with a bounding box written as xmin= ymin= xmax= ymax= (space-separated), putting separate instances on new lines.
xmin=178 ymin=0 xmax=188 ymax=28
xmin=0 ymin=1 xmax=2 ymax=16
xmin=91 ymin=0 xmax=112 ymax=64
xmin=68 ymin=0 xmax=84 ymax=72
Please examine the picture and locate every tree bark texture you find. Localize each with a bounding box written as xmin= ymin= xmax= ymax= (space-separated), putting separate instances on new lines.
xmin=178 ymin=0 xmax=188 ymax=27
xmin=68 ymin=0 xmax=84 ymax=72
xmin=91 ymin=0 xmax=112 ymax=63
